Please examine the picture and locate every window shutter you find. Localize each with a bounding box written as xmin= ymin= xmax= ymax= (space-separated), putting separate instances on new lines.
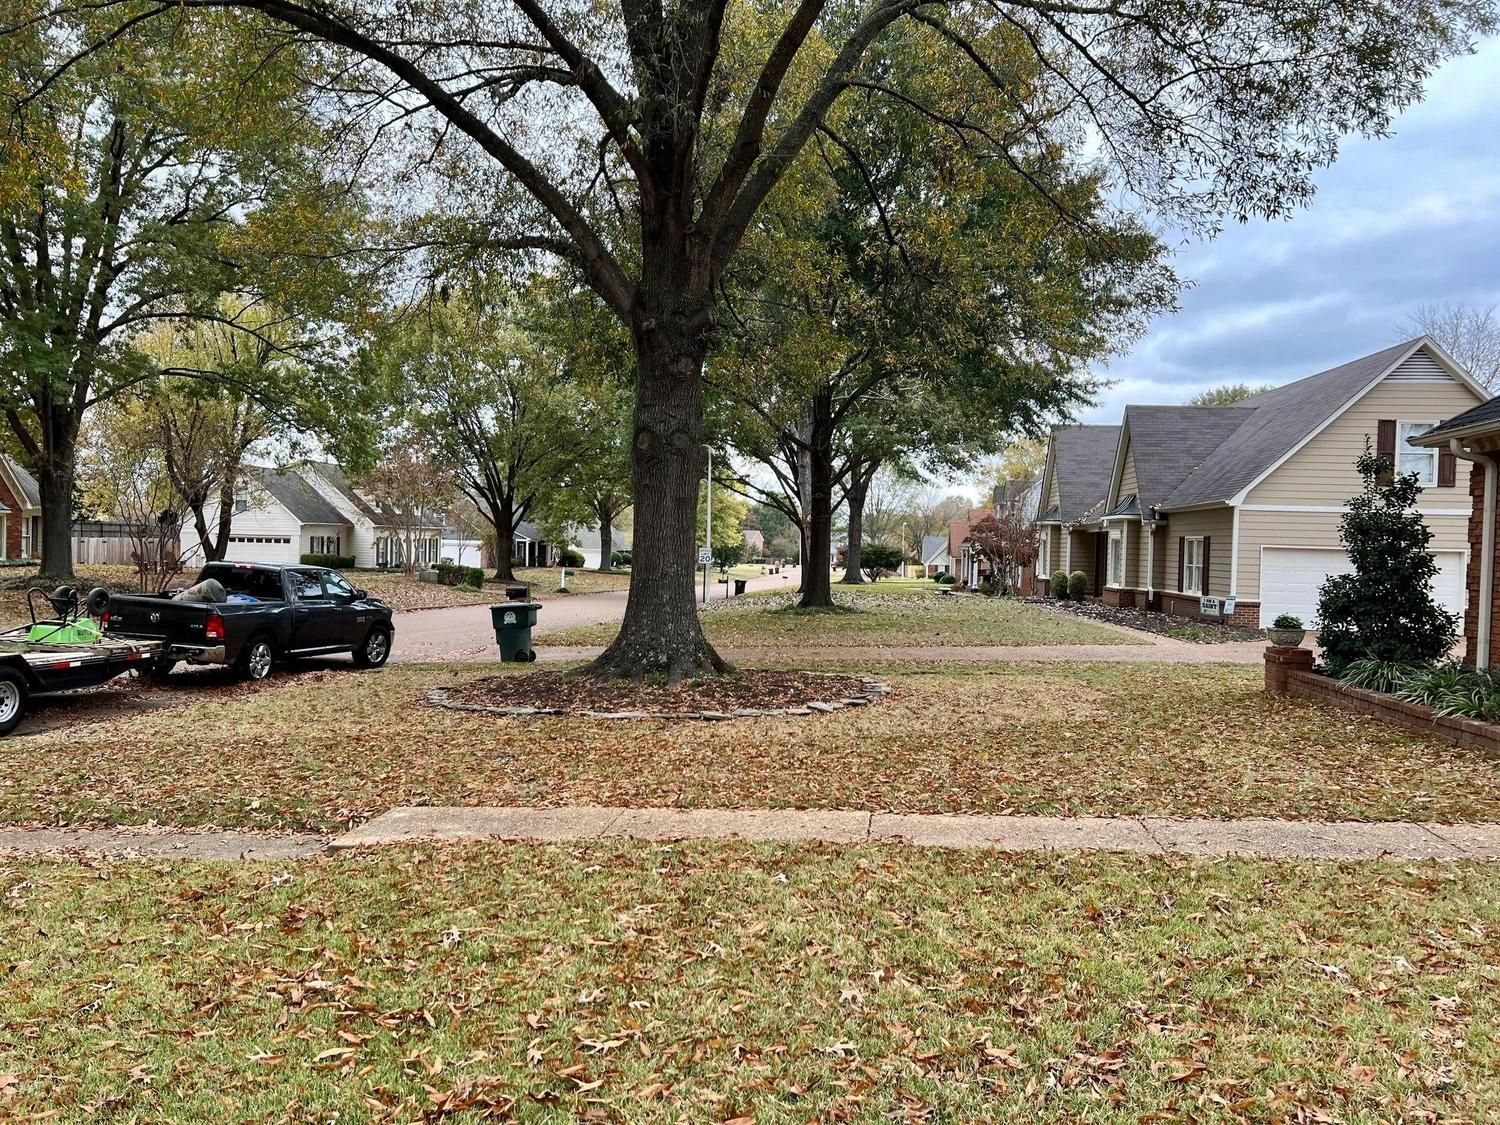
xmin=1437 ymin=447 xmax=1457 ymax=487
xmin=1177 ymin=536 xmax=1184 ymax=592
xmin=1201 ymin=536 xmax=1211 ymax=596
xmin=1376 ymin=419 xmax=1397 ymax=463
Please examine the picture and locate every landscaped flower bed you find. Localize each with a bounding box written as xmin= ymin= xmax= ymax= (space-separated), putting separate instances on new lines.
xmin=1025 ymin=597 xmax=1264 ymax=643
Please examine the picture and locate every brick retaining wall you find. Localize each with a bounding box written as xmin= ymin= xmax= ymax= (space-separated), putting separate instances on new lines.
xmin=1265 ymin=646 xmax=1500 ymax=758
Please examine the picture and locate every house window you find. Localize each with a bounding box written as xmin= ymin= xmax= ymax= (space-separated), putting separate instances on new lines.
xmin=1397 ymin=421 xmax=1437 ymax=485
xmin=21 ymin=515 xmax=35 ymax=559
xmin=1107 ymin=530 xmax=1124 ymax=587
xmin=1038 ymin=533 xmax=1049 ymax=577
xmin=233 ymin=482 xmax=251 ymax=514
xmin=1183 ymin=537 xmax=1204 ymax=595
xmin=309 ymin=534 xmax=341 ymax=556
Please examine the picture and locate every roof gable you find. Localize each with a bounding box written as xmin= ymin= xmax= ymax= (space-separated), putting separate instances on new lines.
xmin=1159 ymin=338 xmax=1474 ymax=509
xmin=250 ymin=467 xmax=351 ymax=527
xmin=1047 ymin=424 xmax=1120 ymax=522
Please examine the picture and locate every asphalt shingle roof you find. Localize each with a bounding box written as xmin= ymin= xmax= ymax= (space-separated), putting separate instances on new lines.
xmin=1049 ymin=425 xmax=1120 ymax=522
xmin=2 ymin=456 xmax=40 ymax=509
xmin=921 ymin=534 xmax=949 ymax=563
xmin=1121 ymin=405 xmax=1252 ymax=512
xmin=252 ymin=467 xmax=349 ymax=527
xmin=1159 ymin=339 xmax=1420 ymax=509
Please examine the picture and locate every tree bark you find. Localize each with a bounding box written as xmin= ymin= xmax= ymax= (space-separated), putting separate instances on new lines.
xmin=36 ymin=455 xmax=76 ymax=581
xmin=799 ymin=388 xmax=836 ymax=609
xmin=211 ymin=479 xmax=235 ymax=561
xmin=590 ymin=301 xmax=727 ymax=681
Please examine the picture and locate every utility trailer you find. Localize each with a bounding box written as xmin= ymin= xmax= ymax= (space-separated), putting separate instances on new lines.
xmin=0 ymin=586 xmax=163 ymax=736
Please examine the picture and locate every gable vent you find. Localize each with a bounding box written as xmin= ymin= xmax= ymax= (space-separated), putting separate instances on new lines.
xmin=1387 ymin=348 xmax=1449 ymax=382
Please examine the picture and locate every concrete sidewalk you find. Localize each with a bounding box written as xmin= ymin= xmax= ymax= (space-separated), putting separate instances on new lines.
xmin=0 ymin=826 xmax=326 ymax=861
xmin=332 ymin=806 xmax=1500 ymax=860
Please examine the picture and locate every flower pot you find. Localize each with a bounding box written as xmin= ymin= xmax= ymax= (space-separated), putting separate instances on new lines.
xmin=1268 ymin=628 xmax=1305 ymax=647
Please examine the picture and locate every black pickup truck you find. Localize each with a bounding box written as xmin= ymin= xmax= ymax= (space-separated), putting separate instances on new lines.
xmin=104 ymin=562 xmax=395 ymax=680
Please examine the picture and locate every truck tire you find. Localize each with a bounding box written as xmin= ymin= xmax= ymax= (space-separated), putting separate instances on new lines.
xmin=353 ymin=625 xmax=392 ymax=669
xmin=238 ymin=635 xmax=276 ymax=682
xmin=0 ymin=667 xmax=29 ymax=736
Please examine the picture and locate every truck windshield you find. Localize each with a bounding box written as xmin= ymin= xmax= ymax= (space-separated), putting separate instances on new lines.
xmin=199 ymin=565 xmax=285 ymax=601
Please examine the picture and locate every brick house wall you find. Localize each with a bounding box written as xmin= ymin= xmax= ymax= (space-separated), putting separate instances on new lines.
xmin=0 ymin=472 xmax=21 ymax=558
xmin=1463 ymin=454 xmax=1500 ymax=667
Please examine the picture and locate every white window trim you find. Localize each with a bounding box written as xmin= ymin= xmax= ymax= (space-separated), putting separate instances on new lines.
xmin=1182 ymin=536 xmax=1205 ymax=595
xmin=1397 ymin=419 xmax=1439 ymax=486
xmin=1038 ymin=533 xmax=1050 ymax=576
xmin=1107 ymin=529 xmax=1124 ymax=588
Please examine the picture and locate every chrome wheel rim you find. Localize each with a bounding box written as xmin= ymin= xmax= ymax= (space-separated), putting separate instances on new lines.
xmin=366 ymin=631 xmax=389 ymax=664
xmin=248 ymin=643 xmax=273 ymax=679
xmin=0 ymin=682 xmax=20 ymax=724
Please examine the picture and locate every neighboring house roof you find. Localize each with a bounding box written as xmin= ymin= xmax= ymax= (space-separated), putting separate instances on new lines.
xmin=515 ymin=521 xmax=544 ymax=542
xmin=1117 ymin=405 xmax=1252 ymax=512
xmin=304 ymin=461 xmax=443 ymax=528
xmin=250 ymin=466 xmax=350 ymax=527
xmin=742 ymin=528 xmax=765 ymax=552
xmin=1412 ymin=393 xmax=1500 ymax=445
xmin=571 ymin=524 xmax=633 ymax=553
xmin=1 ymin=455 xmax=40 ymax=509
xmin=1047 ymin=425 xmax=1120 ymax=522
xmin=1158 ymin=338 xmax=1477 ymax=509
xmin=920 ymin=534 xmax=949 ymax=564
xmin=993 ymin=475 xmax=1042 ymax=521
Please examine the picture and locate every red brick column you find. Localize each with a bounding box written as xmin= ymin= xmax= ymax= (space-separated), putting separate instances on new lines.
xmin=1264 ymin=645 xmax=1315 ymax=694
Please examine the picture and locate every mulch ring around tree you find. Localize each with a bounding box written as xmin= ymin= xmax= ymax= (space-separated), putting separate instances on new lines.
xmin=425 ymin=670 xmax=891 ymax=720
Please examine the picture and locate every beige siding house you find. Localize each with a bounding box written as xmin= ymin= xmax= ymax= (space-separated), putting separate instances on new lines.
xmin=1036 ymin=338 xmax=1485 ymax=627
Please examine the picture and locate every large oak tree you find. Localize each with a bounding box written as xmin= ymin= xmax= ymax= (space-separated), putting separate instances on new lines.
xmin=13 ymin=0 xmax=1491 ymax=669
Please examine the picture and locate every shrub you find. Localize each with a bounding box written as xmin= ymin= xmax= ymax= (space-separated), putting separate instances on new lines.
xmin=610 ymin=550 xmax=632 ymax=568
xmin=1067 ymin=570 xmax=1086 ymax=601
xmin=462 ymin=567 xmax=484 ymax=590
xmin=1317 ymin=444 xmax=1457 ymax=675
xmin=301 ymin=553 xmax=356 ymax=569
xmin=1050 ymin=570 xmax=1069 ymax=598
xmin=1271 ymin=613 xmax=1303 ymax=630
xmin=1337 ymin=658 xmax=1423 ymax=695
xmin=1395 ymin=663 xmax=1500 ymax=720
xmin=934 ymin=572 xmax=955 ymax=585
xmin=557 ymin=548 xmax=585 ymax=568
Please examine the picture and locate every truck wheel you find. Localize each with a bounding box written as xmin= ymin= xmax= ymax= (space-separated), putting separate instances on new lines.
xmin=0 ymin=667 xmax=29 ymax=736
xmin=239 ymin=636 xmax=276 ymax=682
xmin=353 ymin=625 xmax=392 ymax=669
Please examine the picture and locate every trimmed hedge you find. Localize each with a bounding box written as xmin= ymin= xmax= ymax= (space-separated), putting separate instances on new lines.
xmin=1050 ymin=569 xmax=1069 ymax=598
xmin=934 ymin=572 xmax=955 ymax=585
xmin=301 ymin=553 xmax=356 ymax=569
xmin=1067 ymin=570 xmax=1087 ymax=601
xmin=558 ymin=548 xmax=585 ymax=567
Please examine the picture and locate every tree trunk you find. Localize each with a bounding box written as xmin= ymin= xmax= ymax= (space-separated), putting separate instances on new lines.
xmin=36 ymin=443 xmax=77 ymax=580
xmin=210 ymin=479 xmax=235 ymax=561
xmin=596 ymin=500 xmax=615 ymax=572
xmin=799 ymin=389 xmax=836 ymax=609
xmin=590 ymin=307 xmax=727 ymax=681
xmin=840 ymin=468 xmax=873 ymax=585
xmin=488 ymin=496 xmax=517 ymax=582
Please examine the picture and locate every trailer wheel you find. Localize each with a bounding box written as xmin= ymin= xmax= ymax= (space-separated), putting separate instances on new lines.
xmin=0 ymin=667 xmax=29 ymax=736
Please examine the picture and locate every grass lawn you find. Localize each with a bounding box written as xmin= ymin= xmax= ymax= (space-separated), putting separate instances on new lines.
xmin=6 ymin=663 xmax=1500 ymax=831
xmin=2 ymin=843 xmax=1496 ymax=1120
xmin=541 ymin=587 xmax=1139 ymax=648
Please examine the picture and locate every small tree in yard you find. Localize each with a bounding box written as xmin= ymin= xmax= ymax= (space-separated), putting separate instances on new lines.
xmin=359 ymin=447 xmax=454 ymax=576
xmin=966 ymin=514 xmax=1039 ymax=596
xmin=859 ymin=544 xmax=906 ymax=583
xmin=1317 ymin=446 xmax=1457 ymax=674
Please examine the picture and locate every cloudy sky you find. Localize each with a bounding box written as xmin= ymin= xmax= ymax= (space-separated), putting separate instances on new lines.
xmin=1080 ymin=38 xmax=1500 ymax=422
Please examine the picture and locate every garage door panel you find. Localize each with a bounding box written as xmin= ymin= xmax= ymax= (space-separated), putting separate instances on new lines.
xmin=1259 ymin=547 xmax=1464 ymax=628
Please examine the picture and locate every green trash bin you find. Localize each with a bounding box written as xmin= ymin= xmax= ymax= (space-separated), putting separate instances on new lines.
xmin=491 ymin=601 xmax=541 ymax=662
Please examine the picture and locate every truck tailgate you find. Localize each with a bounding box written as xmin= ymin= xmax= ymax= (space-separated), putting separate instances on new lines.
xmin=104 ymin=595 xmax=217 ymax=645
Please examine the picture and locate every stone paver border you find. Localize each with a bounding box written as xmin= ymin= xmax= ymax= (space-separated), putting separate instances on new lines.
xmin=332 ymin=806 xmax=1500 ymax=861
xmin=424 ymin=673 xmax=891 ymax=720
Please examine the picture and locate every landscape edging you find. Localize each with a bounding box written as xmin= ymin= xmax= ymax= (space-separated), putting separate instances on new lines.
xmin=1283 ymin=666 xmax=1500 ymax=759
xmin=425 ymin=673 xmax=892 ymax=720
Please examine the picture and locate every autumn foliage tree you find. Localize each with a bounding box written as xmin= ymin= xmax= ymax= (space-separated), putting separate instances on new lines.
xmin=966 ymin=512 xmax=1038 ymax=596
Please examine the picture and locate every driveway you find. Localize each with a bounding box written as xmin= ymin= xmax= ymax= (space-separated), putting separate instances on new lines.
xmin=391 ymin=567 xmax=801 ymax=663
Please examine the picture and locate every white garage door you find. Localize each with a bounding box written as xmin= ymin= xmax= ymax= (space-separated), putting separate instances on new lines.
xmin=221 ymin=535 xmax=297 ymax=564
xmin=1259 ymin=547 xmax=1466 ymax=627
